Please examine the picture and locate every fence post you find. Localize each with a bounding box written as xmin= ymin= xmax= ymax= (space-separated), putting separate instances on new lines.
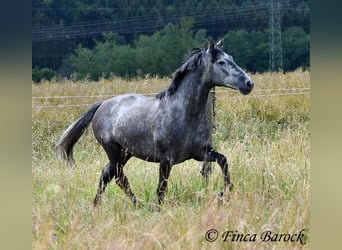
xmin=201 ymin=87 xmax=216 ymax=178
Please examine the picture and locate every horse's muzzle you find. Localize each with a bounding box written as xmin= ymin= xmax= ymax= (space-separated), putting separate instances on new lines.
xmin=239 ymin=80 xmax=254 ymax=95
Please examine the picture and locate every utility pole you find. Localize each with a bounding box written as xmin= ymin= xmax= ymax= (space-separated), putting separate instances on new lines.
xmin=269 ymin=0 xmax=283 ymax=72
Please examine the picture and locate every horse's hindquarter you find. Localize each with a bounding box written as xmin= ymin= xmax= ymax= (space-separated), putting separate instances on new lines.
xmin=93 ymin=94 xmax=161 ymax=161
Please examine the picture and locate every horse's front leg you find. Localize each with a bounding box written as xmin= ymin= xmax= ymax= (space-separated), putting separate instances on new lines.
xmin=156 ymin=158 xmax=173 ymax=204
xmin=206 ymin=148 xmax=233 ymax=195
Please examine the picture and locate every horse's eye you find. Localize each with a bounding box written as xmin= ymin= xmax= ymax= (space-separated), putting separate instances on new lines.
xmin=218 ymin=61 xmax=225 ymax=65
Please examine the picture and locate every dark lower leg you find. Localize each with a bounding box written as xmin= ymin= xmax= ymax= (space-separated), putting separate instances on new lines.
xmin=94 ymin=163 xmax=115 ymax=206
xmin=207 ymin=149 xmax=233 ymax=194
xmin=157 ymin=161 xmax=172 ymax=204
xmin=114 ymin=152 xmax=136 ymax=205
xmin=200 ymin=161 xmax=212 ymax=179
xmin=115 ymin=174 xmax=137 ymax=205
xmin=217 ymin=154 xmax=231 ymax=190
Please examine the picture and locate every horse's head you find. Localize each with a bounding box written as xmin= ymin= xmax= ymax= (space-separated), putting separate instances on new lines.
xmin=205 ymin=39 xmax=254 ymax=95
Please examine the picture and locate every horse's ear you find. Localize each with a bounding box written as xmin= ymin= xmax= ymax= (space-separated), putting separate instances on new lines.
xmin=206 ymin=40 xmax=215 ymax=54
xmin=206 ymin=40 xmax=217 ymax=62
xmin=216 ymin=39 xmax=224 ymax=48
xmin=209 ymin=40 xmax=215 ymax=52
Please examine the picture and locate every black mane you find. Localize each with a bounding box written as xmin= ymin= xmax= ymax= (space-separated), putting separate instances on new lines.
xmin=156 ymin=48 xmax=204 ymax=99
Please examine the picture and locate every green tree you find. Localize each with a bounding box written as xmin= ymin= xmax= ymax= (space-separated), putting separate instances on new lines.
xmin=222 ymin=29 xmax=270 ymax=73
xmin=67 ymin=18 xmax=209 ymax=80
xmin=223 ymin=30 xmax=253 ymax=70
xmin=248 ymin=30 xmax=269 ymax=72
xmin=282 ymin=27 xmax=310 ymax=71
xmin=69 ymin=34 xmax=137 ymax=80
xmin=69 ymin=45 xmax=96 ymax=80
xmin=66 ymin=21 xmax=310 ymax=80
xmin=134 ymin=18 xmax=205 ymax=76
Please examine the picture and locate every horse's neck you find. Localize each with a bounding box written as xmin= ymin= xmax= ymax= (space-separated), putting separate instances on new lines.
xmin=174 ymin=72 xmax=212 ymax=115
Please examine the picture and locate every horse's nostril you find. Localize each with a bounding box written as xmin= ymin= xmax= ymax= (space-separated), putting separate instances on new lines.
xmin=246 ymin=80 xmax=253 ymax=88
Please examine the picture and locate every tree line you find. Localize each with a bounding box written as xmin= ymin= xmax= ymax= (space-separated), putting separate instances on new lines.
xmin=32 ymin=0 xmax=310 ymax=82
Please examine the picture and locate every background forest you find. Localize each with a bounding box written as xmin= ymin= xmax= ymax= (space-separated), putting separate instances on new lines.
xmin=32 ymin=0 xmax=310 ymax=82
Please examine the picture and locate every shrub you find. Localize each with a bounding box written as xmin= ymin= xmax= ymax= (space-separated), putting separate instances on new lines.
xmin=32 ymin=67 xmax=55 ymax=83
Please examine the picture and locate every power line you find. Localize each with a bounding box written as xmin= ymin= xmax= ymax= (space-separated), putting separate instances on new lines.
xmin=32 ymin=2 xmax=309 ymax=42
xmin=32 ymin=6 xmax=267 ymax=38
xmin=32 ymin=91 xmax=310 ymax=109
xmin=32 ymin=88 xmax=311 ymax=99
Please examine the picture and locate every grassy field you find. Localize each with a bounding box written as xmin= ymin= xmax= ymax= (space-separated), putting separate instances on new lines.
xmin=32 ymin=70 xmax=310 ymax=249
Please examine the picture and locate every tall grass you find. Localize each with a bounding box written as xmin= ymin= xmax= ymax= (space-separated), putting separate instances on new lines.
xmin=32 ymin=70 xmax=310 ymax=249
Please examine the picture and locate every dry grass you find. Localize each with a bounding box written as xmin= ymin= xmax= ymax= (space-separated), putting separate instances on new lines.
xmin=32 ymin=70 xmax=310 ymax=249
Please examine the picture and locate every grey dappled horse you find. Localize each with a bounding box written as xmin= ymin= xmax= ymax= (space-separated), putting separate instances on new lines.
xmin=56 ymin=40 xmax=254 ymax=206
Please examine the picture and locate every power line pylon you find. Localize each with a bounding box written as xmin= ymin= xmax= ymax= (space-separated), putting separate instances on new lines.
xmin=269 ymin=0 xmax=283 ymax=72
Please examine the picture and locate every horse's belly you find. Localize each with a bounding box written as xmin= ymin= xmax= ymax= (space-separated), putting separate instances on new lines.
xmin=113 ymin=118 xmax=160 ymax=162
xmin=118 ymin=134 xmax=160 ymax=162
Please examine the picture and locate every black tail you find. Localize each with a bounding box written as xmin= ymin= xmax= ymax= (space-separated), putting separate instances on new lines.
xmin=56 ymin=102 xmax=102 ymax=165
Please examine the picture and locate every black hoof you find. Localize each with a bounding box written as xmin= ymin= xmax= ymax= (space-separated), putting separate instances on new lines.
xmin=217 ymin=183 xmax=233 ymax=201
xmin=93 ymin=195 xmax=101 ymax=207
xmin=229 ymin=183 xmax=234 ymax=191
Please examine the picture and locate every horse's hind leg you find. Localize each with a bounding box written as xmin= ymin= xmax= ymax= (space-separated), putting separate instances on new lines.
xmin=200 ymin=161 xmax=212 ymax=179
xmin=114 ymin=152 xmax=136 ymax=205
xmin=94 ymin=162 xmax=115 ymax=206
xmin=93 ymin=144 xmax=135 ymax=206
